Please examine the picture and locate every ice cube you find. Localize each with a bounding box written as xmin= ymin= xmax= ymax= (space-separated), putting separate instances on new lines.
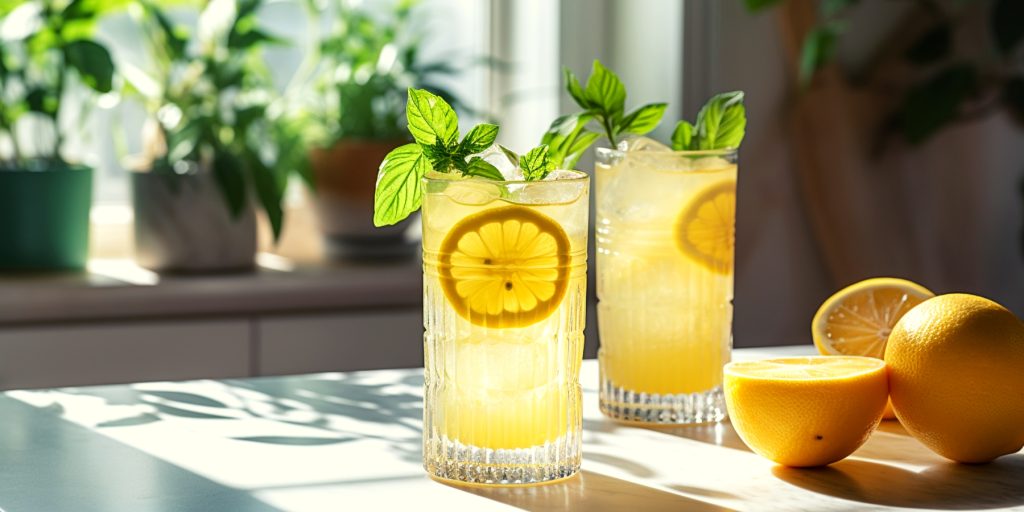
xmin=477 ymin=145 xmax=523 ymax=181
xmin=444 ymin=177 xmax=502 ymax=206
xmin=507 ymin=170 xmax=587 ymax=205
xmin=617 ymin=135 xmax=672 ymax=153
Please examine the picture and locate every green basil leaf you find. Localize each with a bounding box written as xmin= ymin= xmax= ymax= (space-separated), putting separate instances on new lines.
xmin=694 ymin=91 xmax=746 ymax=150
xmin=458 ymin=123 xmax=499 ymax=155
xmin=228 ymin=28 xmax=286 ymax=49
xmin=671 ymin=120 xmax=694 ymax=151
xmin=373 ymin=143 xmax=430 ymax=226
xmin=564 ymin=67 xmax=590 ymax=109
xmin=619 ymin=102 xmax=667 ymax=136
xmin=583 ymin=60 xmax=626 ymax=117
xmin=542 ymin=113 xmax=599 ymax=169
xmin=465 ymin=157 xmax=504 ymax=181
xmin=520 ymin=144 xmax=551 ymax=181
xmin=63 ymin=39 xmax=114 ymax=93
xmin=406 ymin=88 xmax=459 ymax=147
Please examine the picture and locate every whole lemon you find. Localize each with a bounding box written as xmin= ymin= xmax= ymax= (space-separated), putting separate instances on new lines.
xmin=885 ymin=293 xmax=1024 ymax=463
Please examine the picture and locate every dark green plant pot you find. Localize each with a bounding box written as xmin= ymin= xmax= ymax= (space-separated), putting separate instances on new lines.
xmin=0 ymin=166 xmax=93 ymax=271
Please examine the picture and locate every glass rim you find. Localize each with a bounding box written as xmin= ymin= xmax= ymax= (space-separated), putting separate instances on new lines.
xmin=422 ymin=169 xmax=589 ymax=186
xmin=596 ymin=147 xmax=738 ymax=158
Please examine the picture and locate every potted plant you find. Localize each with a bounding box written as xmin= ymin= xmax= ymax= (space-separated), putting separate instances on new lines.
xmin=123 ymin=0 xmax=292 ymax=273
xmin=0 ymin=0 xmax=116 ymax=271
xmin=294 ymin=0 xmax=475 ymax=260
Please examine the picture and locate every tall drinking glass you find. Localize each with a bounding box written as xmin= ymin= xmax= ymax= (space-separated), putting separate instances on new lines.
xmin=422 ymin=171 xmax=589 ymax=485
xmin=596 ymin=147 xmax=737 ymax=424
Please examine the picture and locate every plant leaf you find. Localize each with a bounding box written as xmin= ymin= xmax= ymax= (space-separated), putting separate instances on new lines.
xmin=897 ymin=64 xmax=978 ymax=144
xmin=63 ymin=39 xmax=114 ymax=93
xmin=458 ymin=123 xmax=499 ymax=155
xmin=228 ymin=28 xmax=286 ymax=49
xmin=564 ymin=67 xmax=590 ymax=109
xmin=247 ymin=153 xmax=285 ymax=242
xmin=520 ymin=145 xmax=552 ymax=181
xmin=406 ymin=88 xmax=459 ymax=147
xmin=541 ymin=113 xmax=599 ymax=169
xmin=993 ymin=0 xmax=1024 ymax=54
xmin=498 ymin=145 xmax=519 ymax=166
xmin=465 ymin=157 xmax=504 ymax=180
xmin=800 ymin=26 xmax=840 ymax=86
xmin=619 ymin=102 xmax=667 ymax=136
xmin=212 ymin=148 xmax=248 ymax=218
xmin=694 ymin=91 xmax=746 ymax=150
xmin=743 ymin=0 xmax=785 ymax=12
xmin=374 ymin=143 xmax=430 ymax=226
xmin=905 ymin=24 xmax=952 ymax=65
xmin=584 ymin=60 xmax=626 ymax=117
xmin=671 ymin=120 xmax=694 ymax=150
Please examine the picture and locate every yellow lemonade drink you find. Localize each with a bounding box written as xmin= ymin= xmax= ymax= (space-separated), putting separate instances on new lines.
xmin=422 ymin=170 xmax=588 ymax=485
xmin=596 ymin=146 xmax=737 ymax=424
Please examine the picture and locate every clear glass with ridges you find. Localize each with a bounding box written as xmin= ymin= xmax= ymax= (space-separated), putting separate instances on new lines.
xmin=596 ymin=147 xmax=737 ymax=425
xmin=422 ymin=171 xmax=589 ymax=485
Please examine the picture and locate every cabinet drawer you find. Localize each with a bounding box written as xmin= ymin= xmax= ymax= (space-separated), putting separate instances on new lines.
xmin=0 ymin=320 xmax=250 ymax=390
xmin=258 ymin=309 xmax=422 ymax=375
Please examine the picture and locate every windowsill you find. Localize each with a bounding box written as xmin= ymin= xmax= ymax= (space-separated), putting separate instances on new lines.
xmin=0 ymin=256 xmax=422 ymax=327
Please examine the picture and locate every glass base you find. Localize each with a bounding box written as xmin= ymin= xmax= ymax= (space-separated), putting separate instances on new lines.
xmin=599 ymin=376 xmax=727 ymax=425
xmin=424 ymin=433 xmax=581 ymax=486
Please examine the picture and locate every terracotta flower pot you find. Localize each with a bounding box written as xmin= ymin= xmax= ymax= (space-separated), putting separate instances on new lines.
xmin=131 ymin=165 xmax=257 ymax=273
xmin=309 ymin=139 xmax=418 ymax=260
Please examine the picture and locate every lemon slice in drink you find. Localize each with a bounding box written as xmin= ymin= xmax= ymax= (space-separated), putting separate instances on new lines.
xmin=675 ymin=179 xmax=736 ymax=274
xmin=439 ymin=205 xmax=570 ymax=328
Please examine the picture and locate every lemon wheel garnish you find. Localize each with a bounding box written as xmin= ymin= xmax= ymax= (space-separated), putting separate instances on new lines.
xmin=675 ymin=179 xmax=736 ymax=274
xmin=439 ymin=205 xmax=571 ymax=328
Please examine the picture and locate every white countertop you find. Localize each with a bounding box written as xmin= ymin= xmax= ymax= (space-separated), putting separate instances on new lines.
xmin=3 ymin=345 xmax=1021 ymax=511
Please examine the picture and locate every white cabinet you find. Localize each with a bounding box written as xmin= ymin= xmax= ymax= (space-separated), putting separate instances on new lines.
xmin=0 ymin=320 xmax=250 ymax=390
xmin=258 ymin=309 xmax=423 ymax=375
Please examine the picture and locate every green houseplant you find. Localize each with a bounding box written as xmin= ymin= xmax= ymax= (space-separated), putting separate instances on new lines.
xmin=294 ymin=0 xmax=474 ymax=259
xmin=124 ymin=0 xmax=293 ymax=272
xmin=0 ymin=0 xmax=116 ymax=270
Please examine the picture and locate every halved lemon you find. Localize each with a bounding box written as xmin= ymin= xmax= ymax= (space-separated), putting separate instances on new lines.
xmin=812 ymin=277 xmax=934 ymax=419
xmin=725 ymin=356 xmax=888 ymax=467
xmin=675 ymin=179 xmax=736 ymax=274
xmin=439 ymin=206 xmax=571 ymax=328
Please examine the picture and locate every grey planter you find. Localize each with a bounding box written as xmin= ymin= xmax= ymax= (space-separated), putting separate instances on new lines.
xmin=131 ymin=167 xmax=256 ymax=273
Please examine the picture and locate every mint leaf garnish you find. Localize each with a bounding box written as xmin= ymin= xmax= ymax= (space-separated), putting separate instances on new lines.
xmin=542 ymin=113 xmax=599 ymax=169
xmin=672 ymin=91 xmax=746 ymax=151
xmin=620 ymin=103 xmax=668 ymax=136
xmin=498 ymin=145 xmax=520 ymax=166
xmin=671 ymin=120 xmax=694 ymax=150
xmin=584 ymin=60 xmax=626 ymax=120
xmin=458 ymin=123 xmax=499 ymax=155
xmin=373 ymin=143 xmax=430 ymax=226
xmin=406 ymin=88 xmax=459 ymax=147
xmin=547 ymin=60 xmax=667 ymax=163
xmin=520 ymin=144 xmax=554 ymax=181
xmin=465 ymin=156 xmax=504 ymax=180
